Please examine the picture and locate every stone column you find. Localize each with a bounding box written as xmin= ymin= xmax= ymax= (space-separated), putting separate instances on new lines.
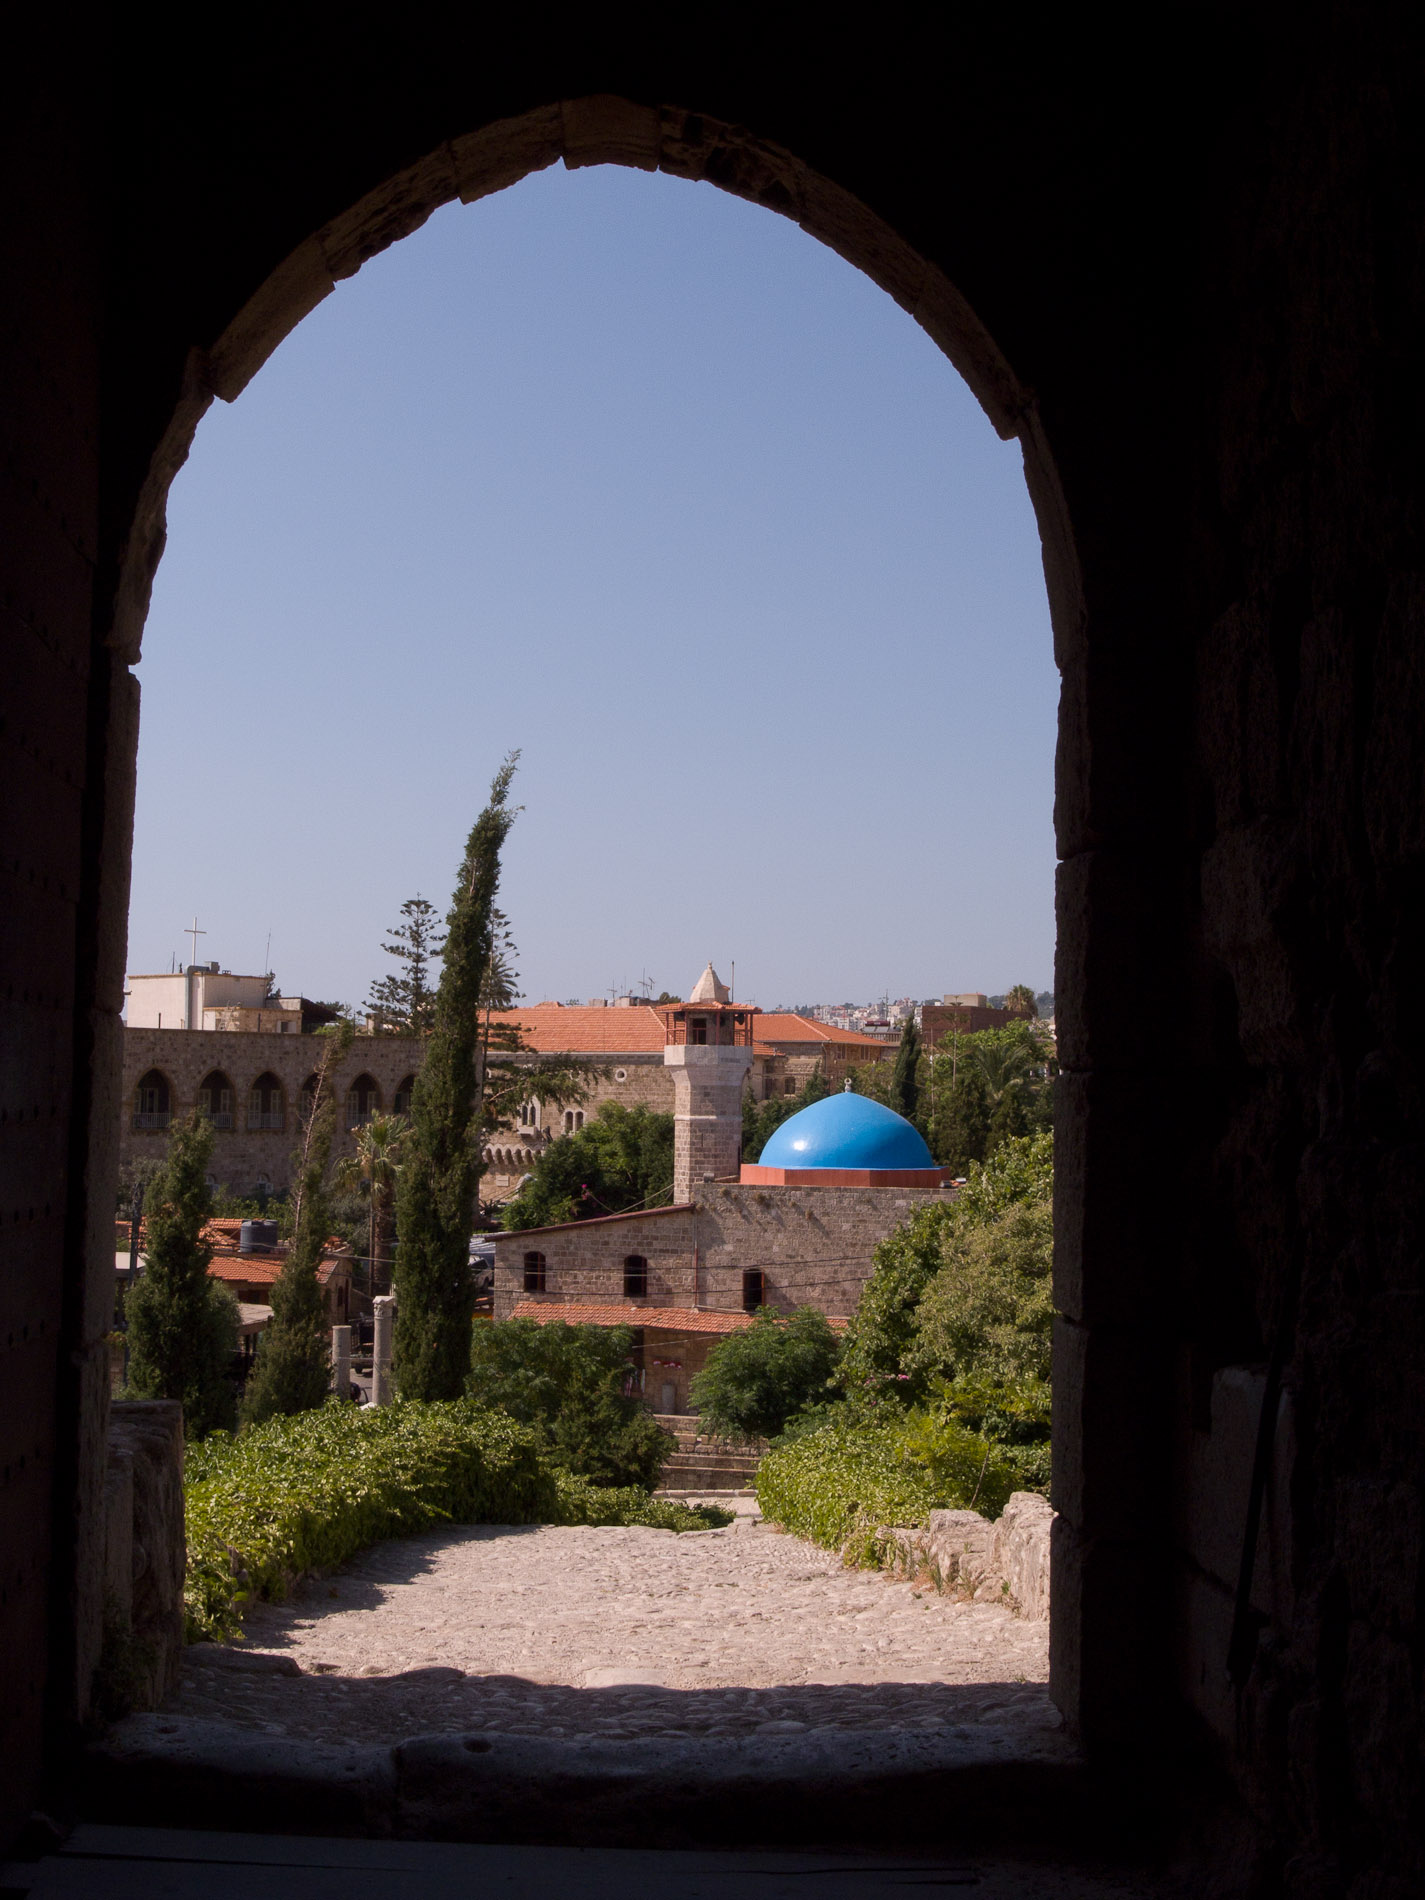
xmin=372 ymin=1296 xmax=396 ymax=1406
xmin=331 ymin=1324 xmax=351 ymax=1400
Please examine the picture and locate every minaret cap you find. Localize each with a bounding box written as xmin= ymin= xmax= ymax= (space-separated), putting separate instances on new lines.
xmin=687 ymin=963 xmax=731 ymax=1004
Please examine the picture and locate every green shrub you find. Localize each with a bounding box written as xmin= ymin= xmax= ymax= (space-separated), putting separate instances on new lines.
xmin=184 ymin=1399 xmax=728 ymax=1641
xmin=754 ymin=1416 xmax=1015 ymax=1556
xmin=466 ymin=1319 xmax=674 ymax=1488
xmin=689 ymin=1307 xmax=842 ymax=1441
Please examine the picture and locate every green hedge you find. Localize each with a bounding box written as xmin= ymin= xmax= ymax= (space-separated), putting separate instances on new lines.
xmin=185 ymin=1400 xmax=729 ymax=1641
xmin=754 ymin=1417 xmax=1016 ymax=1557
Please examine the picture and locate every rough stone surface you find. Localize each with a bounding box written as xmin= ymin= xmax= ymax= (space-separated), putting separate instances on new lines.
xmin=101 ymin=1402 xmax=185 ymax=1711
xmin=164 ymin=1516 xmax=1049 ymax=1746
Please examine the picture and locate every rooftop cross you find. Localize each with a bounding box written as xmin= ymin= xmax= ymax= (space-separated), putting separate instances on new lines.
xmin=185 ymin=916 xmax=206 ymax=965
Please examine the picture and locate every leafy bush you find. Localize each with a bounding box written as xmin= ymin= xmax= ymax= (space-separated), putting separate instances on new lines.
xmin=916 ymin=1374 xmax=1053 ymax=1494
xmin=466 ymin=1318 xmax=674 ymax=1488
xmin=837 ymin=1133 xmax=1053 ymax=1409
xmin=689 ymin=1306 xmax=842 ymax=1441
xmin=184 ymin=1399 xmax=728 ymax=1641
xmin=755 ymin=1416 xmax=1015 ymax=1556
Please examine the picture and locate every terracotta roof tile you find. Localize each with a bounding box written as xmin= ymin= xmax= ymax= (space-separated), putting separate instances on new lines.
xmin=483 ymin=1005 xmax=668 ymax=1053
xmin=509 ymin=1301 xmax=754 ymax=1335
xmin=754 ymin=1015 xmax=890 ymax=1048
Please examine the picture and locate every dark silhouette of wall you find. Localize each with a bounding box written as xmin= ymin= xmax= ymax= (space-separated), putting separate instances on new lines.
xmin=4 ymin=8 xmax=1423 ymax=1890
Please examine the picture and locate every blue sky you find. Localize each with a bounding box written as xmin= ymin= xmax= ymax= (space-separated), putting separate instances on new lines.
xmin=129 ymin=164 xmax=1057 ymax=1011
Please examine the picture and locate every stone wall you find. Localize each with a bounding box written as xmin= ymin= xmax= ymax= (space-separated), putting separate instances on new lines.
xmin=101 ymin=1402 xmax=185 ymax=1715
xmin=883 ymin=1494 xmax=1054 ymax=1623
xmin=493 ymin=1181 xmax=946 ymax=1323
xmin=119 ymin=1027 xmax=426 ymax=1194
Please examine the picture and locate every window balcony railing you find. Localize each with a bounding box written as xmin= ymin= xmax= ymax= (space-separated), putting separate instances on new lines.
xmin=132 ymin=1110 xmax=171 ymax=1131
xmin=205 ymin=1111 xmax=234 ymax=1130
xmin=248 ymin=1110 xmax=284 ymax=1130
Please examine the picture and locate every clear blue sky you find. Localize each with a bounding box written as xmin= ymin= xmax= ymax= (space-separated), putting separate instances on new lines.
xmin=130 ymin=164 xmax=1057 ymax=1011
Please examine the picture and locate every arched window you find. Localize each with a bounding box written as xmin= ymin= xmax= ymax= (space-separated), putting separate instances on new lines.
xmin=133 ymin=1069 xmax=171 ymax=1131
xmin=394 ymin=1074 xmax=416 ymax=1116
xmin=346 ymin=1073 xmax=380 ymax=1128
xmin=563 ymin=1108 xmax=585 ymax=1133
xmin=523 ymin=1251 xmax=547 ymax=1293
xmin=299 ymin=1073 xmax=318 ymax=1124
xmin=197 ymin=1070 xmax=236 ymax=1129
xmin=247 ymin=1071 xmax=284 ymax=1130
xmin=623 ymin=1255 xmax=648 ymax=1298
xmin=519 ymin=1099 xmax=540 ymax=1130
xmin=742 ymin=1269 xmax=767 ymax=1313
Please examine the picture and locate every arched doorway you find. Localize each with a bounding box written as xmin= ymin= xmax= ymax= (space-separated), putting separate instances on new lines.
xmin=196 ymin=1070 xmax=236 ymax=1130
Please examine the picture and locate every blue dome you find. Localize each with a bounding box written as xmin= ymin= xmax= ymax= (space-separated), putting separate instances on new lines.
xmin=757 ymin=1092 xmax=936 ymax=1172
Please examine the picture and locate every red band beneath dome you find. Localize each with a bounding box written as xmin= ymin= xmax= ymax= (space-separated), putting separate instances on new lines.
xmin=738 ymin=1164 xmax=949 ymax=1188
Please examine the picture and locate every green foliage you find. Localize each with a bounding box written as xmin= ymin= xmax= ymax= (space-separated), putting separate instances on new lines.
xmin=919 ymin=1375 xmax=1053 ymax=1494
xmin=241 ymin=1024 xmax=352 ymax=1427
xmin=889 ymin=1015 xmax=921 ymax=1122
xmin=1004 ymin=984 xmax=1038 ymax=1017
xmin=689 ymin=1307 xmax=843 ymax=1441
xmin=124 ymin=1111 xmax=239 ymax=1438
xmin=184 ymin=1400 xmax=729 ymax=1641
xmin=837 ymin=1132 xmax=1053 ymax=1412
xmin=366 ymin=895 xmax=445 ymax=1034
xmin=397 ymin=757 xmax=519 ymax=1400
xmin=835 ymin=1200 xmax=954 ymax=1409
xmin=741 ymin=1068 xmax=830 ymax=1164
xmin=501 ymin=1101 xmax=673 ymax=1230
xmin=909 ymin=1198 xmax=1053 ymax=1387
xmin=929 ymin=1066 xmax=990 ymax=1172
xmin=466 ymin=1318 xmax=674 ymax=1488
xmin=755 ymin=1416 xmax=1015 ymax=1556
xmin=335 ymin=1112 xmax=410 ymax=1294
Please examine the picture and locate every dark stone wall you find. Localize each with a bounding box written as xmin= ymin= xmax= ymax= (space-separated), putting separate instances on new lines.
xmin=3 ymin=6 xmax=1423 ymax=1889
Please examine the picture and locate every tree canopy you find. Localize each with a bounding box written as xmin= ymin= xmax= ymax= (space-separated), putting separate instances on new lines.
xmin=501 ymin=1101 xmax=673 ymax=1230
xmin=124 ymin=1111 xmax=238 ymax=1438
xmin=689 ymin=1307 xmax=843 ymax=1441
xmin=366 ymin=895 xmax=444 ymax=1034
xmin=396 ymin=757 xmax=522 ymax=1399
xmin=466 ymin=1318 xmax=673 ymax=1488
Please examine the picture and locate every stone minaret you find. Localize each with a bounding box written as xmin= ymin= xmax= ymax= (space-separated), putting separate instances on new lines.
xmin=661 ymin=964 xmax=756 ymax=1202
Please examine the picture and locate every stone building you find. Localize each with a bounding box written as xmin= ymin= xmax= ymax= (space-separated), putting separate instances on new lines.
xmin=119 ymin=1023 xmax=427 ymax=1196
xmin=119 ymin=960 xmax=890 ymax=1202
xmin=494 ymin=1058 xmax=950 ymax=1412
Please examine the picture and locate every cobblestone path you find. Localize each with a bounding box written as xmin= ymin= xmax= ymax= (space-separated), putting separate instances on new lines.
xmin=172 ymin=1512 xmax=1052 ymax=1745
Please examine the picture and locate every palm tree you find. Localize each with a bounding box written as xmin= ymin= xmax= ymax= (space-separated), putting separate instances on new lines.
xmin=1004 ymin=984 xmax=1038 ymax=1018
xmin=336 ymin=1112 xmax=410 ymax=1295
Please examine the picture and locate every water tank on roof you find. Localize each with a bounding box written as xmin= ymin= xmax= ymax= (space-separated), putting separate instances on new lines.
xmin=239 ymin=1218 xmax=279 ymax=1255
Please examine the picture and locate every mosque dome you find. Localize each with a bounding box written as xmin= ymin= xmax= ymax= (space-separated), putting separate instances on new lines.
xmin=757 ymin=1091 xmax=937 ymax=1173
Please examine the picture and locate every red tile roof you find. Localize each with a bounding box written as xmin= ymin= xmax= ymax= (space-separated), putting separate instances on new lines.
xmin=484 ymin=1005 xmax=668 ymax=1053
xmin=754 ymin=1015 xmax=890 ymax=1049
xmin=510 ymin=1301 xmax=754 ymax=1335
xmin=509 ymin=1301 xmax=850 ymax=1334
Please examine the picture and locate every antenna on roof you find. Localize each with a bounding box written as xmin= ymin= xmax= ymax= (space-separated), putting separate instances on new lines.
xmin=731 ymin=961 xmax=735 ymax=1002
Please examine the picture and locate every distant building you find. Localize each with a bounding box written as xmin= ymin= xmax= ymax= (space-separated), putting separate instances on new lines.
xmin=493 ymin=970 xmax=948 ymax=1414
xmin=119 ymin=956 xmax=890 ymax=1203
xmin=921 ymin=991 xmax=1034 ymax=1045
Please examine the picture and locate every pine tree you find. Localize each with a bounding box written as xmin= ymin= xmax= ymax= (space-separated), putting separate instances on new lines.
xmin=396 ymin=755 xmax=521 ymax=1399
xmin=125 ymin=1111 xmax=239 ymax=1437
xmin=241 ymin=1023 xmax=352 ymax=1424
xmin=366 ymin=895 xmax=445 ymax=1033
xmin=890 ymin=1015 xmax=922 ymax=1122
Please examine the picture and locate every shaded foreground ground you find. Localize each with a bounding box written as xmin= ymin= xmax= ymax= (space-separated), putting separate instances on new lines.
xmin=172 ymin=1509 xmax=1051 ymax=1743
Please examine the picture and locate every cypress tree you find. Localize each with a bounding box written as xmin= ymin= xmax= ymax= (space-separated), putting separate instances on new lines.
xmin=933 ymin=1066 xmax=991 ymax=1174
xmin=396 ymin=755 xmax=520 ymax=1399
xmin=890 ymin=1015 xmax=922 ymax=1123
xmin=240 ymin=1023 xmax=352 ymax=1425
xmin=125 ymin=1110 xmax=238 ymax=1437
